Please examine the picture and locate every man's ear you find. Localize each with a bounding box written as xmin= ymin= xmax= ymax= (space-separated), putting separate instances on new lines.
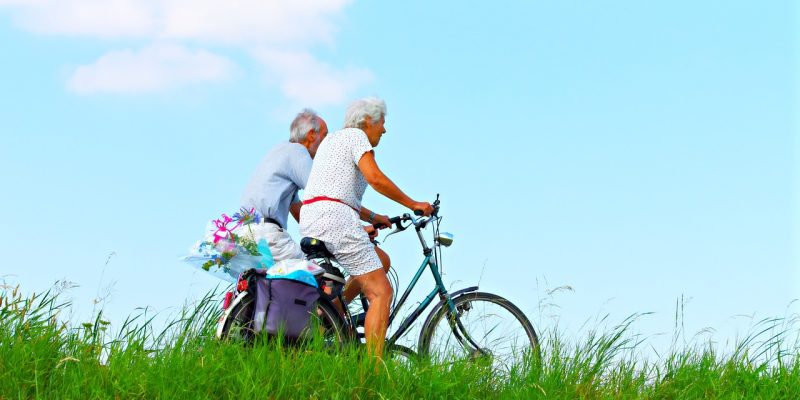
xmin=304 ymin=129 xmax=316 ymax=145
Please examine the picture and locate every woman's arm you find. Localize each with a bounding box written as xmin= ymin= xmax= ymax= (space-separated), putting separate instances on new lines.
xmin=359 ymin=206 xmax=376 ymax=222
xmin=359 ymin=205 xmax=391 ymax=228
xmin=358 ymin=151 xmax=432 ymax=215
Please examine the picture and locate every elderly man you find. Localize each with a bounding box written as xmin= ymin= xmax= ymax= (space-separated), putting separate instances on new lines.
xmin=238 ymin=109 xmax=328 ymax=261
xmin=300 ymin=97 xmax=433 ymax=359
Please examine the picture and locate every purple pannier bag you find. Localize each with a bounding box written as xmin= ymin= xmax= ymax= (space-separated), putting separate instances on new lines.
xmin=252 ymin=272 xmax=320 ymax=339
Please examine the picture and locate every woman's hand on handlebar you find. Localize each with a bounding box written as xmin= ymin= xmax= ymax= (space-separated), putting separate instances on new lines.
xmin=371 ymin=214 xmax=392 ymax=230
xmin=411 ymin=201 xmax=434 ymax=217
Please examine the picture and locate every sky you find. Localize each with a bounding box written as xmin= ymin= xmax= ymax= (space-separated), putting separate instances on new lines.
xmin=0 ymin=1 xmax=797 ymax=355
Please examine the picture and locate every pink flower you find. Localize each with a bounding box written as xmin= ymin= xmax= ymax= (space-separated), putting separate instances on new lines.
xmin=212 ymin=214 xmax=242 ymax=243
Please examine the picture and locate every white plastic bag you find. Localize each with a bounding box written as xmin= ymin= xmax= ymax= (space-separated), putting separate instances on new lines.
xmin=182 ymin=253 xmax=264 ymax=283
xmin=266 ymin=259 xmax=325 ymax=277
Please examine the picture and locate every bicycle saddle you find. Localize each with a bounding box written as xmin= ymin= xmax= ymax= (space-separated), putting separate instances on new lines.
xmin=300 ymin=237 xmax=335 ymax=260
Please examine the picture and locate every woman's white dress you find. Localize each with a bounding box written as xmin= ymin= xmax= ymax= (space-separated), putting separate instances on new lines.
xmin=299 ymin=128 xmax=382 ymax=276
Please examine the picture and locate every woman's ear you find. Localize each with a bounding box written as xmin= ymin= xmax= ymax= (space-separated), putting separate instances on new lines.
xmin=361 ymin=115 xmax=373 ymax=129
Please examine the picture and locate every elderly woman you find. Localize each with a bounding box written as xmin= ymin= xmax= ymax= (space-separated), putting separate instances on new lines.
xmin=300 ymin=97 xmax=433 ymax=358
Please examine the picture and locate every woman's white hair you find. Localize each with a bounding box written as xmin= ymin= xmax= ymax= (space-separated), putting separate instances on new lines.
xmin=289 ymin=109 xmax=322 ymax=143
xmin=343 ymin=97 xmax=386 ymax=129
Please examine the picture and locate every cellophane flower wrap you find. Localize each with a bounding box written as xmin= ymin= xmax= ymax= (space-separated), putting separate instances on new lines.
xmin=183 ymin=207 xmax=274 ymax=283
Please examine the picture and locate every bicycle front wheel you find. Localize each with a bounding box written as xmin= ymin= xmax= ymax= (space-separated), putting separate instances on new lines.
xmin=418 ymin=292 xmax=540 ymax=373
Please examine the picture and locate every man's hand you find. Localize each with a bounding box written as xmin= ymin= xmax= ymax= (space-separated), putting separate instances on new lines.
xmin=411 ymin=201 xmax=434 ymax=217
xmin=372 ymin=214 xmax=392 ymax=229
xmin=364 ymin=225 xmax=379 ymax=240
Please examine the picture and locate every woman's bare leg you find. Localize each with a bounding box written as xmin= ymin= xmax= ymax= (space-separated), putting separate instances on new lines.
xmin=351 ymin=267 xmax=393 ymax=359
xmin=342 ymin=245 xmax=390 ymax=304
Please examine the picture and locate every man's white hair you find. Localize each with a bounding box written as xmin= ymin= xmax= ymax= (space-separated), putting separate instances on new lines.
xmin=343 ymin=97 xmax=386 ymax=129
xmin=289 ymin=109 xmax=322 ymax=143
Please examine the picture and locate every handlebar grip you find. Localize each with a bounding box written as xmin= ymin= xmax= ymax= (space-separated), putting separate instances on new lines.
xmin=414 ymin=209 xmax=424 ymax=216
xmin=377 ymin=216 xmax=402 ymax=230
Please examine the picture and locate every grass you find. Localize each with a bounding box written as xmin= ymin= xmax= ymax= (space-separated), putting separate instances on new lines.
xmin=1 ymin=286 xmax=799 ymax=399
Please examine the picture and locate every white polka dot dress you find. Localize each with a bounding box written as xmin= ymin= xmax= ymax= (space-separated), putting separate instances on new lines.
xmin=299 ymin=128 xmax=382 ymax=276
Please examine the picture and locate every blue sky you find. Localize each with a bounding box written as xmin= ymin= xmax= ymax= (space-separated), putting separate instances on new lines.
xmin=1 ymin=1 xmax=797 ymax=353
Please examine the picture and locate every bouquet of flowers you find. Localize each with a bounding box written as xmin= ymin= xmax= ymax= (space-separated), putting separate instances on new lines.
xmin=183 ymin=207 xmax=274 ymax=283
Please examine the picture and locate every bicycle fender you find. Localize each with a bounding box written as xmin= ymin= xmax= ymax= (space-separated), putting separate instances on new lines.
xmin=417 ymin=286 xmax=479 ymax=345
xmin=215 ymin=291 xmax=250 ymax=340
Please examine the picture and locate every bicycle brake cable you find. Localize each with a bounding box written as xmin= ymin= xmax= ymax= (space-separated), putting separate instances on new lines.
xmin=435 ymin=216 xmax=444 ymax=274
xmin=381 ymin=220 xmax=410 ymax=242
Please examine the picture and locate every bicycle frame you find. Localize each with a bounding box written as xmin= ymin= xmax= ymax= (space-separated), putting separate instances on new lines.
xmin=302 ymin=199 xmax=488 ymax=353
xmin=379 ymin=214 xmax=483 ymax=352
xmin=385 ymin=251 xmax=443 ymax=345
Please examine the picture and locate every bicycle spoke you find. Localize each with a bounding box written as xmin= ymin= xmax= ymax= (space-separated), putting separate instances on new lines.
xmin=420 ymin=292 xmax=539 ymax=374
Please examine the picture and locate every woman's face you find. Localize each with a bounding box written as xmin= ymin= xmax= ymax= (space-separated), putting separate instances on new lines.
xmin=362 ymin=115 xmax=386 ymax=147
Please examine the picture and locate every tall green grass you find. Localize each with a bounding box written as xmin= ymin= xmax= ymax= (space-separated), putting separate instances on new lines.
xmin=1 ymin=286 xmax=798 ymax=399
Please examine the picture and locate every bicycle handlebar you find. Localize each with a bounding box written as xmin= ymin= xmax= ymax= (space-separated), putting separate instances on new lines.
xmin=373 ymin=196 xmax=441 ymax=240
xmin=371 ymin=216 xmax=402 ymax=230
xmin=413 ymin=194 xmax=441 ymax=217
xmin=389 ymin=196 xmax=441 ymax=231
xmin=389 ymin=216 xmax=403 ymax=226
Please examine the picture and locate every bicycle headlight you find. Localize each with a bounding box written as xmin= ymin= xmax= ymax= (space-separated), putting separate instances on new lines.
xmin=436 ymin=232 xmax=454 ymax=247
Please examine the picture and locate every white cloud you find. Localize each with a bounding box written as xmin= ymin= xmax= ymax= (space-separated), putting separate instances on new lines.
xmin=159 ymin=0 xmax=349 ymax=46
xmin=2 ymin=0 xmax=156 ymax=38
xmin=0 ymin=0 xmax=350 ymax=44
xmin=67 ymin=44 xmax=236 ymax=94
xmin=0 ymin=0 xmax=47 ymax=5
xmin=0 ymin=0 xmax=371 ymax=101
xmin=254 ymin=50 xmax=373 ymax=106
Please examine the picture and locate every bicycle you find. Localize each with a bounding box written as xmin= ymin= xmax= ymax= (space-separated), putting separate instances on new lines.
xmin=216 ymin=196 xmax=540 ymax=372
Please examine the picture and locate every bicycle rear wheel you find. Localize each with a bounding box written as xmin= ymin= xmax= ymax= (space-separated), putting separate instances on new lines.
xmin=217 ymin=295 xmax=347 ymax=348
xmin=218 ymin=294 xmax=256 ymax=342
xmin=305 ymin=299 xmax=348 ymax=349
xmin=418 ymin=292 xmax=540 ymax=373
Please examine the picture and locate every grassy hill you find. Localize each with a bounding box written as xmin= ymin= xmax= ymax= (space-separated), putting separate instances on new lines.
xmin=1 ymin=287 xmax=798 ymax=399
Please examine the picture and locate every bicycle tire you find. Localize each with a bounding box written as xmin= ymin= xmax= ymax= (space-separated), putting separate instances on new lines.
xmin=218 ymin=294 xmax=349 ymax=348
xmin=418 ymin=292 xmax=540 ymax=373
xmin=386 ymin=344 xmax=418 ymax=366
xmin=306 ymin=298 xmax=348 ymax=349
xmin=219 ymin=294 xmax=256 ymax=343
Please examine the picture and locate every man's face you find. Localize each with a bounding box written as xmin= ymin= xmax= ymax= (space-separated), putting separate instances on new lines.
xmin=308 ymin=119 xmax=328 ymax=158
xmin=363 ymin=115 xmax=386 ymax=147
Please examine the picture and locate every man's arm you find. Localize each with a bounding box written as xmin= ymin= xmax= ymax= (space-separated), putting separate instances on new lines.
xmin=290 ymin=201 xmax=302 ymax=223
xmin=288 ymin=148 xmax=312 ymax=224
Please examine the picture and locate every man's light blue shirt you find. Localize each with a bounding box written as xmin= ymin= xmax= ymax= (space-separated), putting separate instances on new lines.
xmin=240 ymin=142 xmax=312 ymax=229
